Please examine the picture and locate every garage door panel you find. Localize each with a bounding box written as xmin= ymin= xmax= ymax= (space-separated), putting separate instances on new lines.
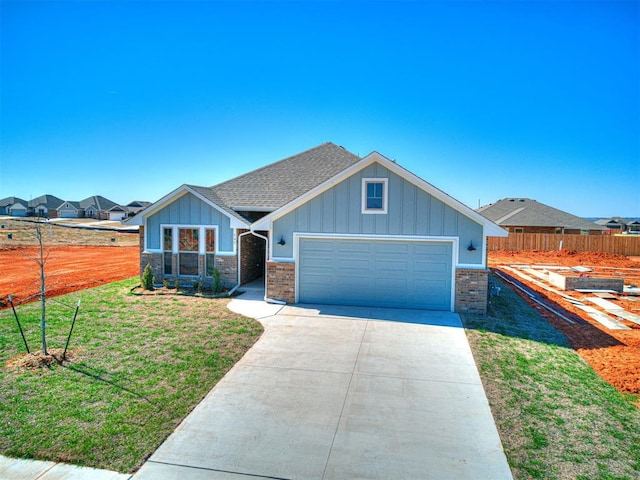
xmin=374 ymin=243 xmax=410 ymax=254
xmin=376 ymin=259 xmax=410 ymax=272
xmin=374 ymin=279 xmax=409 ymax=296
xmin=298 ymin=238 xmax=452 ymax=310
xmin=301 ymin=273 xmax=332 ymax=284
xmin=341 ymin=259 xmax=372 ymax=270
xmin=414 ymin=243 xmax=450 ymax=254
xmin=338 ymin=242 xmax=370 ymax=253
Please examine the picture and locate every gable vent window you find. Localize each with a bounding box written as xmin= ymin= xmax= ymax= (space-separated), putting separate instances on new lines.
xmin=362 ymin=178 xmax=388 ymax=214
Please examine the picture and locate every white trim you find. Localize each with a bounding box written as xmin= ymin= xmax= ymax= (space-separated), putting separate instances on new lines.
xmin=271 ymin=256 xmax=295 ymax=263
xmin=361 ymin=178 xmax=388 ymax=214
xmin=293 ymin=233 xmax=458 ymax=311
xmin=145 ymin=225 xmax=233 ymax=256
xmin=158 ymin=224 xmax=229 ymax=255
xmin=253 ymin=152 xmax=507 ymax=237
xmin=128 ymin=184 xmax=249 ymax=229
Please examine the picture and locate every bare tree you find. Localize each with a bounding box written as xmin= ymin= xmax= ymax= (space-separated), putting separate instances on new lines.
xmin=34 ymin=223 xmax=48 ymax=354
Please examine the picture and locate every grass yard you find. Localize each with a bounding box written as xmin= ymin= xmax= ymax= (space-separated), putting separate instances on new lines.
xmin=0 ymin=278 xmax=263 ymax=473
xmin=462 ymin=274 xmax=640 ymax=480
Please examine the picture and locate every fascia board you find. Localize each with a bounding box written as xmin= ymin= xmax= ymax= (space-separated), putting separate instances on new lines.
xmin=252 ymin=154 xmax=381 ymax=231
xmin=369 ymin=153 xmax=508 ymax=238
xmin=253 ymin=151 xmax=508 ymax=237
xmin=127 ymin=186 xmax=189 ymax=225
xmin=127 ymin=184 xmax=249 ymax=229
xmin=186 ymin=187 xmax=249 ymax=228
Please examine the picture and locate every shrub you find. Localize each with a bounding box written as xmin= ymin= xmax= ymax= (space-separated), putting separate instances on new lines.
xmin=163 ymin=279 xmax=170 ymax=289
xmin=212 ymin=268 xmax=223 ymax=293
xmin=141 ymin=263 xmax=154 ymax=291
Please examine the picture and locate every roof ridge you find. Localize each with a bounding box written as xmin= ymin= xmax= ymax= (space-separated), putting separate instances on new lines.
xmin=210 ymin=142 xmax=355 ymax=189
xmin=495 ymin=206 xmax=526 ymax=224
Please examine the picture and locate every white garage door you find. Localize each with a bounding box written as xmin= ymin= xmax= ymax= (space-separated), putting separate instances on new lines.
xmin=298 ymin=238 xmax=453 ymax=310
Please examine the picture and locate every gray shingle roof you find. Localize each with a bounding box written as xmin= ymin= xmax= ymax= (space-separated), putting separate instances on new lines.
xmin=594 ymin=217 xmax=640 ymax=227
xmin=187 ymin=185 xmax=249 ymax=224
xmin=28 ymin=194 xmax=64 ymax=209
xmin=208 ymin=142 xmax=361 ymax=210
xmin=78 ymin=195 xmax=118 ymax=211
xmin=0 ymin=196 xmax=28 ymax=208
xmin=477 ymin=198 xmax=606 ymax=231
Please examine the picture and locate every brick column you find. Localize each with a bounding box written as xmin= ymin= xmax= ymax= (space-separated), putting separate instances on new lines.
xmin=454 ymin=268 xmax=489 ymax=314
xmin=266 ymin=261 xmax=295 ymax=303
xmin=214 ymin=255 xmax=238 ymax=289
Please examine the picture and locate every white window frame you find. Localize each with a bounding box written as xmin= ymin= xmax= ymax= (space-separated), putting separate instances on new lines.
xmin=177 ymin=226 xmax=200 ymax=277
xmin=204 ymin=227 xmax=216 ymax=278
xmin=361 ymin=178 xmax=388 ymax=214
xmin=157 ymin=225 xmax=221 ymax=277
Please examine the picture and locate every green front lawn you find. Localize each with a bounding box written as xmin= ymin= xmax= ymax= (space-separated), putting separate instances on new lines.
xmin=462 ymin=274 xmax=640 ymax=480
xmin=0 ymin=278 xmax=263 ymax=473
xmin=2 ymin=274 xmax=639 ymax=478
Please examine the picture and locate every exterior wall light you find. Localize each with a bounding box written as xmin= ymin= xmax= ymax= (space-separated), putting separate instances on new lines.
xmin=467 ymin=240 xmax=476 ymax=251
xmin=277 ymin=236 xmax=286 ymax=246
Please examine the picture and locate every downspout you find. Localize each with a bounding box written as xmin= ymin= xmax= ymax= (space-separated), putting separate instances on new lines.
xmin=227 ymin=227 xmax=287 ymax=305
xmin=250 ymin=228 xmax=287 ymax=305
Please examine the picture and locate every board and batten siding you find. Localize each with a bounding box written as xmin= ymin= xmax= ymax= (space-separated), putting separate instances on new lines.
xmin=272 ymin=162 xmax=484 ymax=265
xmin=145 ymin=192 xmax=235 ymax=252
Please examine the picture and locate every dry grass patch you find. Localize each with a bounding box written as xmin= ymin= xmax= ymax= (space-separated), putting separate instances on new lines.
xmin=0 ymin=218 xmax=138 ymax=247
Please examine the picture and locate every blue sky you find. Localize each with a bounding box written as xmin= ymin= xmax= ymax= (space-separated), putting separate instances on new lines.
xmin=1 ymin=0 xmax=638 ymax=217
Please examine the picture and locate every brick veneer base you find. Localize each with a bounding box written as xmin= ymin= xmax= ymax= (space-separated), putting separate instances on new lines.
xmin=266 ymin=261 xmax=295 ymax=303
xmin=455 ymin=268 xmax=489 ymax=314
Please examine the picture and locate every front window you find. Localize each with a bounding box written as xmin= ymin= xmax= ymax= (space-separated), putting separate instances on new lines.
xmin=179 ymin=228 xmax=199 ymax=276
xmin=163 ymin=228 xmax=173 ymax=275
xmin=205 ymin=229 xmax=216 ymax=277
xmin=362 ymin=178 xmax=388 ymax=214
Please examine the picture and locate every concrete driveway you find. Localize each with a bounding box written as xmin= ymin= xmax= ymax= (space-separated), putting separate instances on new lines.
xmin=134 ymin=296 xmax=512 ymax=480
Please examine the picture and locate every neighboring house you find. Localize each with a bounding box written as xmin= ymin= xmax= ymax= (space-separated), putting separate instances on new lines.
xmin=629 ymin=220 xmax=640 ymax=234
xmin=57 ymin=195 xmax=120 ymax=218
xmin=79 ymin=195 xmax=118 ymax=219
xmin=57 ymin=201 xmax=82 ymax=218
xmin=125 ymin=201 xmax=152 ymax=217
xmin=130 ymin=143 xmax=507 ymax=313
xmin=28 ymin=194 xmax=64 ymax=218
xmin=595 ymin=217 xmax=640 ymax=234
xmin=477 ymin=198 xmax=606 ymax=235
xmin=107 ymin=205 xmax=128 ymax=221
xmin=0 ymin=197 xmax=28 ymax=216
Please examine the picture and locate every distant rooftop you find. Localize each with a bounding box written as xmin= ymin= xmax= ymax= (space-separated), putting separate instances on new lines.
xmin=477 ymin=198 xmax=606 ymax=231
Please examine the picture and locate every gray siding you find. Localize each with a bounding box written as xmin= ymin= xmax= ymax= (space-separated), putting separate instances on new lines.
xmin=273 ymin=162 xmax=484 ymax=264
xmin=146 ymin=192 xmax=235 ymax=252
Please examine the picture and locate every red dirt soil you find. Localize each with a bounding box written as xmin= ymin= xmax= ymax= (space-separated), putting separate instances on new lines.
xmin=490 ymin=250 xmax=640 ymax=398
xmin=0 ymin=245 xmax=139 ymax=307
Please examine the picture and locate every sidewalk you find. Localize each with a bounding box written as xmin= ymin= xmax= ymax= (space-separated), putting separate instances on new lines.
xmin=0 ymin=455 xmax=131 ymax=480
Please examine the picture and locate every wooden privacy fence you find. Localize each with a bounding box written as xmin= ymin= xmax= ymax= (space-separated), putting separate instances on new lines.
xmin=488 ymin=233 xmax=640 ymax=256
